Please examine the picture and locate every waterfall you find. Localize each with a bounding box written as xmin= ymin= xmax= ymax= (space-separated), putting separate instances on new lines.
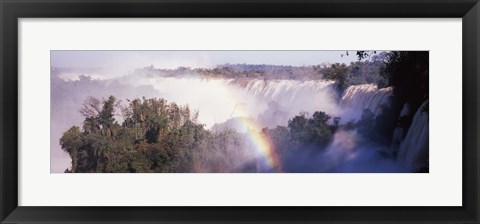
xmin=339 ymin=84 xmax=393 ymax=121
xmin=128 ymin=77 xmax=340 ymax=129
xmin=230 ymin=79 xmax=340 ymax=127
xmin=397 ymin=100 xmax=429 ymax=171
xmin=127 ymin=77 xmax=397 ymax=130
xmin=230 ymin=79 xmax=336 ymax=102
xmin=390 ymin=103 xmax=411 ymax=154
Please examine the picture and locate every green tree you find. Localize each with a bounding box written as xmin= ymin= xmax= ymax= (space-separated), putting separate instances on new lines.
xmin=287 ymin=111 xmax=335 ymax=151
xmin=60 ymin=95 xmax=252 ymax=173
xmin=322 ymin=63 xmax=349 ymax=91
xmin=60 ymin=126 xmax=82 ymax=172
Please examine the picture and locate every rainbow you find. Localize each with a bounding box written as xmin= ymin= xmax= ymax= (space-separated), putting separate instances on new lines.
xmin=237 ymin=116 xmax=281 ymax=171
xmin=218 ymin=80 xmax=282 ymax=172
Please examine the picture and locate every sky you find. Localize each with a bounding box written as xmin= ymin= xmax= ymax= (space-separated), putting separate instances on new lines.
xmin=51 ymin=51 xmax=359 ymax=77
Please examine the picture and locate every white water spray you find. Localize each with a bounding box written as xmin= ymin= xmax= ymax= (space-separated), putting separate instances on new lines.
xmin=398 ymin=100 xmax=429 ymax=170
xmin=340 ymin=84 xmax=393 ymax=121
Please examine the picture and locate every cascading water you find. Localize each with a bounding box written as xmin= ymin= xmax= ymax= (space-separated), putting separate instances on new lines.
xmin=129 ymin=76 xmax=341 ymax=130
xmin=397 ymin=100 xmax=429 ymax=171
xmin=126 ymin=76 xmax=397 ymax=132
xmin=391 ymin=103 xmax=411 ymax=154
xmin=339 ymin=84 xmax=393 ymax=122
xmin=230 ymin=79 xmax=340 ymax=128
xmin=52 ymin=69 xmax=427 ymax=173
xmin=230 ymin=79 xmax=337 ymax=103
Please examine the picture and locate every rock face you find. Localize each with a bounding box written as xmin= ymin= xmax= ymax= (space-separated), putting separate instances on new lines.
xmin=397 ymin=100 xmax=429 ymax=170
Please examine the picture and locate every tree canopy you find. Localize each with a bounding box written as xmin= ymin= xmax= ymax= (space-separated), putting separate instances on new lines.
xmin=61 ymin=96 xmax=254 ymax=173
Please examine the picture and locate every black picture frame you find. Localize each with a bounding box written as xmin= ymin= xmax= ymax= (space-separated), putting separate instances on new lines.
xmin=1 ymin=0 xmax=479 ymax=223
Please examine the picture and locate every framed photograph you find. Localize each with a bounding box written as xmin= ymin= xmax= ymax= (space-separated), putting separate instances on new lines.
xmin=1 ymin=0 xmax=479 ymax=223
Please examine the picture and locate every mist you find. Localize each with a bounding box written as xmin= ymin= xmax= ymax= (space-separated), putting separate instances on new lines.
xmin=51 ymin=51 xmax=429 ymax=173
xmin=51 ymin=70 xmax=162 ymax=172
xmin=281 ymin=130 xmax=407 ymax=173
xmin=52 ymin=69 xmax=404 ymax=173
xmin=51 ymin=70 xmax=343 ymax=172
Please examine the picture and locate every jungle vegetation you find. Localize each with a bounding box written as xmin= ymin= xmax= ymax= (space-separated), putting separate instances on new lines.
xmin=59 ymin=51 xmax=429 ymax=173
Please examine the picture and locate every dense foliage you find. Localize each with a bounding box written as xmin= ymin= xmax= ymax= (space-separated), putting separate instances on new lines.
xmin=61 ymin=96 xmax=254 ymax=173
xmin=61 ymin=96 xmax=344 ymax=173
xmin=59 ymin=51 xmax=429 ymax=173
xmin=363 ymin=51 xmax=429 ymax=153
xmin=319 ymin=60 xmax=387 ymax=91
xmin=131 ymin=60 xmax=386 ymax=89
